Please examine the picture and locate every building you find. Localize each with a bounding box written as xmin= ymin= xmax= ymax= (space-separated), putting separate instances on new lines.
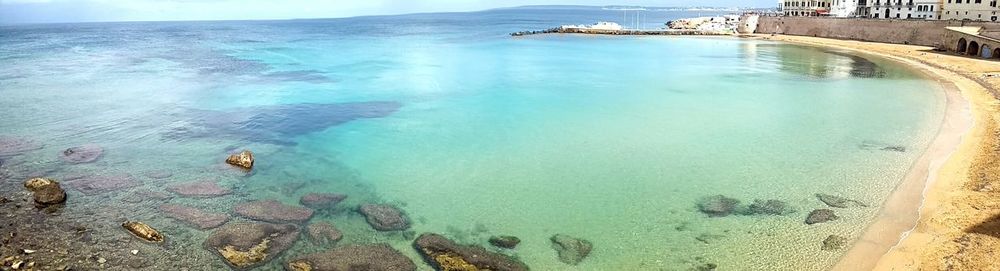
xmin=941 ymin=0 xmax=1000 ymax=21
xmin=869 ymin=0 xmax=942 ymax=19
xmin=780 ymin=0 xmax=833 ymax=16
xmin=831 ymin=0 xmax=862 ymax=17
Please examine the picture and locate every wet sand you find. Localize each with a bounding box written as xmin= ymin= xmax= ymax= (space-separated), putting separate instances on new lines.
xmin=752 ymin=34 xmax=1000 ymax=271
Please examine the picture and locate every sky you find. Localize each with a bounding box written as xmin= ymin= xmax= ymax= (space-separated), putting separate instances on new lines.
xmin=0 ymin=0 xmax=776 ymax=24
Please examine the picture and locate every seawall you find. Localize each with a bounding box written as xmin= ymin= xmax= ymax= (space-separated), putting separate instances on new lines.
xmin=751 ymin=17 xmax=1000 ymax=47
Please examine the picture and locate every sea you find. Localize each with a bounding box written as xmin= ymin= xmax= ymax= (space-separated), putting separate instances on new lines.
xmin=0 ymin=5 xmax=946 ymax=270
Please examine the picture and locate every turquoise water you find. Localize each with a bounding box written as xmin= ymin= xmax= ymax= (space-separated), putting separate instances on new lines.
xmin=0 ymin=7 xmax=945 ymax=271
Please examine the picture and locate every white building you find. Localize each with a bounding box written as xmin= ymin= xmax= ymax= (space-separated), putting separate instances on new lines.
xmin=941 ymin=0 xmax=1000 ymax=21
xmin=830 ymin=0 xmax=861 ymax=17
xmin=780 ymin=0 xmax=833 ymax=16
xmin=560 ymin=22 xmax=623 ymax=31
xmin=869 ymin=0 xmax=941 ymax=20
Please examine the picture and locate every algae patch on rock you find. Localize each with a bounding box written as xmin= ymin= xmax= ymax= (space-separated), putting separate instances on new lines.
xmin=122 ymin=221 xmax=165 ymax=243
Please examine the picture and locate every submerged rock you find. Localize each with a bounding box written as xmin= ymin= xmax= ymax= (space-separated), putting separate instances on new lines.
xmin=805 ymin=209 xmax=839 ymax=225
xmin=160 ymin=204 xmax=230 ymax=230
xmin=0 ymin=136 xmax=43 ymax=157
xmin=25 ymin=178 xmax=66 ymax=205
xmin=359 ymin=204 xmax=410 ymax=231
xmin=550 ymin=234 xmax=593 ymax=265
xmin=225 ymin=150 xmax=254 ymax=169
xmin=299 ymin=193 xmax=347 ymax=209
xmin=204 ymin=222 xmax=300 ymax=270
xmin=881 ymin=146 xmax=907 ymax=152
xmin=822 ymin=235 xmax=849 ymax=251
xmin=121 ymin=190 xmax=174 ymax=204
xmin=285 ymin=244 xmax=415 ymax=271
xmin=697 ymin=195 xmax=741 ymax=217
xmin=414 ymin=233 xmax=529 ymax=271
xmin=60 ymin=144 xmax=103 ymax=164
xmin=166 ymin=180 xmax=232 ymax=198
xmin=489 ymin=235 xmax=521 ymax=249
xmin=305 ymin=222 xmax=343 ymax=245
xmin=122 ymin=221 xmax=165 ymax=243
xmin=143 ymin=170 xmax=173 ymax=179
xmin=65 ymin=174 xmax=141 ymax=195
xmin=815 ymin=193 xmax=868 ymax=208
xmin=234 ymin=200 xmax=314 ymax=224
xmin=744 ymin=199 xmax=795 ymax=215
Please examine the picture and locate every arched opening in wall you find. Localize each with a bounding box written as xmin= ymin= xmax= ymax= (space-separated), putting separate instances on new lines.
xmin=993 ymin=48 xmax=1000 ymax=59
xmin=969 ymin=41 xmax=980 ymax=57
xmin=958 ymin=38 xmax=968 ymax=53
xmin=982 ymin=45 xmax=993 ymax=58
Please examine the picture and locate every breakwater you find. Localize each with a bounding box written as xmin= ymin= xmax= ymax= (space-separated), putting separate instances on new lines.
xmin=511 ymin=27 xmax=730 ymax=37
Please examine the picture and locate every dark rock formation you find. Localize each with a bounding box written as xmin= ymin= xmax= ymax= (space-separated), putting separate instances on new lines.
xmin=805 ymin=209 xmax=839 ymax=225
xmin=300 ymin=193 xmax=347 ymax=209
xmin=489 ymin=235 xmax=521 ymax=249
xmin=285 ymin=244 xmax=415 ymax=271
xmin=225 ymin=150 xmax=254 ymax=169
xmin=204 ymin=222 xmax=300 ymax=270
xmin=550 ymin=234 xmax=593 ymax=265
xmin=122 ymin=221 xmax=165 ymax=243
xmin=815 ymin=193 xmax=868 ymax=208
xmin=60 ymin=144 xmax=103 ymax=164
xmin=0 ymin=136 xmax=42 ymax=157
xmin=697 ymin=195 xmax=741 ymax=217
xmin=25 ymin=178 xmax=66 ymax=205
xmin=234 ymin=200 xmax=314 ymax=224
xmin=65 ymin=174 xmax=141 ymax=195
xmin=166 ymin=180 xmax=232 ymax=198
xmin=305 ymin=222 xmax=343 ymax=245
xmin=413 ymin=233 xmax=529 ymax=271
xmin=881 ymin=146 xmax=906 ymax=152
xmin=359 ymin=204 xmax=410 ymax=231
xmin=744 ymin=199 xmax=795 ymax=215
xmin=160 ymin=204 xmax=230 ymax=230
xmin=821 ymin=235 xmax=849 ymax=251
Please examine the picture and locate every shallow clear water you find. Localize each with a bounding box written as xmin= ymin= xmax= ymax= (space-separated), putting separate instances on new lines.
xmin=0 ymin=7 xmax=945 ymax=271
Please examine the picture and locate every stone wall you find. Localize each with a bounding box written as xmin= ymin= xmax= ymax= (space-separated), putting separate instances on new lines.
xmin=752 ymin=16 xmax=1000 ymax=47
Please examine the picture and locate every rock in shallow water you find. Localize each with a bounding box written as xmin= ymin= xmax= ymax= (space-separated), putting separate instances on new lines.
xmin=299 ymin=193 xmax=347 ymax=209
xmin=60 ymin=144 xmax=103 ymax=164
xmin=305 ymin=222 xmax=343 ymax=245
xmin=285 ymin=244 xmax=415 ymax=271
xmin=204 ymin=222 xmax=300 ymax=270
xmin=744 ymin=199 xmax=795 ymax=215
xmin=166 ymin=180 xmax=232 ymax=198
xmin=225 ymin=150 xmax=254 ymax=169
xmin=234 ymin=200 xmax=314 ymax=224
xmin=550 ymin=234 xmax=593 ymax=265
xmin=359 ymin=204 xmax=410 ymax=231
xmin=25 ymin=178 xmax=66 ymax=205
xmin=697 ymin=195 xmax=741 ymax=217
xmin=65 ymin=174 xmax=141 ymax=195
xmin=815 ymin=193 xmax=868 ymax=208
xmin=489 ymin=235 xmax=521 ymax=249
xmin=805 ymin=209 xmax=839 ymax=225
xmin=160 ymin=204 xmax=230 ymax=230
xmin=822 ymin=235 xmax=849 ymax=251
xmin=122 ymin=221 xmax=165 ymax=243
xmin=414 ymin=233 xmax=529 ymax=271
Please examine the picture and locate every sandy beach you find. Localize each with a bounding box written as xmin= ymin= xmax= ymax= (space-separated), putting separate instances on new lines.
xmin=752 ymin=34 xmax=1000 ymax=270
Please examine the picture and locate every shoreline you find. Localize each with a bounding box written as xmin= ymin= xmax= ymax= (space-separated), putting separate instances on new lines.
xmin=751 ymin=34 xmax=1000 ymax=270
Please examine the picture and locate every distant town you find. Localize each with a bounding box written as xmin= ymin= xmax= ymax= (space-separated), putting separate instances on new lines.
xmin=780 ymin=0 xmax=998 ymax=21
